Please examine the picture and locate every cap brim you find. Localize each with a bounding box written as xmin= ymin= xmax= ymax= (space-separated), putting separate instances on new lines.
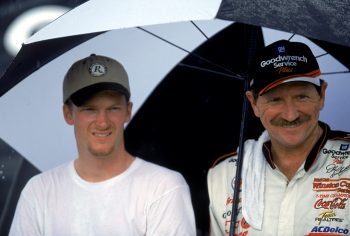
xmin=259 ymin=75 xmax=322 ymax=95
xmin=70 ymin=82 xmax=130 ymax=106
xmin=283 ymin=76 xmax=321 ymax=86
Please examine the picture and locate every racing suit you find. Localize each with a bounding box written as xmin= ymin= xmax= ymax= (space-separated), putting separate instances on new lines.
xmin=208 ymin=122 xmax=350 ymax=236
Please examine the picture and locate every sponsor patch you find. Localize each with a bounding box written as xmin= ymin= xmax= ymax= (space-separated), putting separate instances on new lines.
xmin=314 ymin=198 xmax=347 ymax=210
xmin=313 ymin=178 xmax=350 ymax=194
xmin=307 ymin=226 xmax=349 ymax=235
xmin=277 ymin=46 xmax=285 ymax=54
xmin=340 ymin=144 xmax=349 ymax=151
xmin=315 ymin=210 xmax=344 ymax=225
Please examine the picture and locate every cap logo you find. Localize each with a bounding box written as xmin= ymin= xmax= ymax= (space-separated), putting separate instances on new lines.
xmin=89 ymin=63 xmax=107 ymax=77
xmin=260 ymin=55 xmax=308 ymax=69
xmin=277 ymin=46 xmax=285 ymax=54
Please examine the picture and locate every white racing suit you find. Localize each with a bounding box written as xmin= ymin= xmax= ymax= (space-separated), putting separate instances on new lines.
xmin=208 ymin=122 xmax=350 ymax=236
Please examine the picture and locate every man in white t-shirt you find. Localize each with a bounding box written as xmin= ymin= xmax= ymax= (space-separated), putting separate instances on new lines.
xmin=9 ymin=54 xmax=196 ymax=236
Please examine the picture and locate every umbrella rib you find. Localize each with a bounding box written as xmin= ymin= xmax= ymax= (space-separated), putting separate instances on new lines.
xmin=310 ymin=51 xmax=349 ymax=76
xmin=190 ymin=21 xmax=209 ymax=39
xmin=315 ymin=51 xmax=350 ymax=74
xmin=179 ymin=63 xmax=244 ymax=80
xmin=288 ymin=34 xmax=296 ymax=41
xmin=316 ymin=52 xmax=328 ymax=58
xmin=137 ymin=27 xmax=192 ymax=53
xmin=322 ymin=71 xmax=350 ymax=75
xmin=137 ymin=26 xmax=238 ymax=76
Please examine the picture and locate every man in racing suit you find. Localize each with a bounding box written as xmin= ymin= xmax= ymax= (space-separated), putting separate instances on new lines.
xmin=207 ymin=40 xmax=350 ymax=236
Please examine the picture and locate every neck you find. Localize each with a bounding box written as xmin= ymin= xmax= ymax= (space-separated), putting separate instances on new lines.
xmin=74 ymin=151 xmax=135 ymax=182
xmin=271 ymin=125 xmax=323 ymax=181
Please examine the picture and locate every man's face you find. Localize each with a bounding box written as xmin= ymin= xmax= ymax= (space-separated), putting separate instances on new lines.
xmin=63 ymin=91 xmax=132 ymax=159
xmin=246 ymin=82 xmax=326 ymax=149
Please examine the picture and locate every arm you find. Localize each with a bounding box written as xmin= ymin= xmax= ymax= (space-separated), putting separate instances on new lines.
xmin=146 ymin=173 xmax=196 ymax=236
xmin=9 ymin=181 xmax=43 ymax=236
xmin=207 ymin=168 xmax=225 ymax=236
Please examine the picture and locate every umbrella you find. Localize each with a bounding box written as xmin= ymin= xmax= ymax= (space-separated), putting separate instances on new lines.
xmin=0 ymin=0 xmax=89 ymax=77
xmin=0 ymin=0 xmax=349 ymax=235
xmin=122 ymin=23 xmax=350 ymax=234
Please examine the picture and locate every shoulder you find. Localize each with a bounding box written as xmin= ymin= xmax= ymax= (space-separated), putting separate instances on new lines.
xmin=323 ymin=125 xmax=350 ymax=151
xmin=134 ymin=158 xmax=188 ymax=187
xmin=33 ymin=161 xmax=71 ymax=180
xmin=327 ymin=129 xmax=350 ymax=142
xmin=207 ymin=151 xmax=238 ymax=186
xmin=129 ymin=159 xmax=191 ymax=203
xmin=207 ymin=152 xmax=238 ymax=205
xmin=319 ymin=121 xmax=350 ymax=143
xmin=23 ymin=162 xmax=71 ymax=192
xmin=209 ymin=151 xmax=238 ymax=173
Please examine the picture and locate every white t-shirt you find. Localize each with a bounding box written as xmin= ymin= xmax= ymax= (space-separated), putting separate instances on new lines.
xmin=9 ymin=158 xmax=196 ymax=236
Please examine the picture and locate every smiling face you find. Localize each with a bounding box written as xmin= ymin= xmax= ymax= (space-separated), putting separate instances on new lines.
xmin=63 ymin=90 xmax=132 ymax=159
xmin=246 ymin=81 xmax=327 ymax=151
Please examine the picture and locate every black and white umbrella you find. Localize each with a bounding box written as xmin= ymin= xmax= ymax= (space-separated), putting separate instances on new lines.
xmin=0 ymin=0 xmax=349 ymax=235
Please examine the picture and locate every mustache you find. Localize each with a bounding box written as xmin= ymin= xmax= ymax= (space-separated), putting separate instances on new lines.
xmin=270 ymin=116 xmax=311 ymax=127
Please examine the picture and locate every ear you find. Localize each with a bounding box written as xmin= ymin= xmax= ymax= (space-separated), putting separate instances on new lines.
xmin=125 ymin=102 xmax=133 ymax=123
xmin=319 ymin=81 xmax=328 ymax=110
xmin=246 ymin=91 xmax=260 ymax=118
xmin=63 ymin=104 xmax=74 ymax=125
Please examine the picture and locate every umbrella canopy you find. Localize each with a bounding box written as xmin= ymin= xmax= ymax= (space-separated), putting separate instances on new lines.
xmin=1 ymin=0 xmax=349 ymax=96
xmin=0 ymin=0 xmax=350 ymax=235
xmin=21 ymin=0 xmax=350 ymax=47
xmin=217 ymin=0 xmax=350 ymax=47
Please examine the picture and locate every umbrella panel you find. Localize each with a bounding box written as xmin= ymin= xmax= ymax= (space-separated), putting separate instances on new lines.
xmin=0 ymin=138 xmax=40 ymax=236
xmin=0 ymin=32 xmax=103 ymax=97
xmin=125 ymin=67 xmax=264 ymax=233
xmin=217 ymin=0 xmax=350 ymax=47
xmin=125 ymin=23 xmax=265 ymax=233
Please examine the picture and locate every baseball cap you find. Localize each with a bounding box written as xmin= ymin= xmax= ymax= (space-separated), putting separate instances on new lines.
xmin=63 ymin=54 xmax=130 ymax=106
xmin=250 ymin=40 xmax=322 ymax=95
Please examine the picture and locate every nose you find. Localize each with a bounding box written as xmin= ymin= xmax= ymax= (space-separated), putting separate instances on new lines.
xmin=95 ymin=111 xmax=109 ymax=128
xmin=281 ymin=100 xmax=299 ymax=121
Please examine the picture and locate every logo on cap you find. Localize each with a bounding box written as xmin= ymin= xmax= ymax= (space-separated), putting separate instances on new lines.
xmin=277 ymin=46 xmax=285 ymax=54
xmin=89 ymin=63 xmax=107 ymax=77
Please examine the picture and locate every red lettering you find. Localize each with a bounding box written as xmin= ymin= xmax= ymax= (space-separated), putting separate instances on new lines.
xmin=226 ymin=197 xmax=233 ymax=205
xmin=240 ymin=218 xmax=250 ymax=229
xmin=314 ymin=198 xmax=347 ymax=209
